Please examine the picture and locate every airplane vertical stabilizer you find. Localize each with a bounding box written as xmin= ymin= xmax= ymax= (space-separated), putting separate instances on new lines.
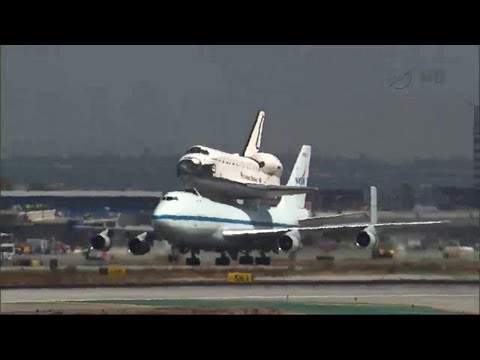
xmin=277 ymin=145 xmax=311 ymax=210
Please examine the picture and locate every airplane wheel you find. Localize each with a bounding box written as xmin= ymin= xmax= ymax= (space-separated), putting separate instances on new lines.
xmin=239 ymin=255 xmax=254 ymax=265
xmin=186 ymin=257 xmax=200 ymax=266
xmin=215 ymin=257 xmax=230 ymax=266
xmin=255 ymin=257 xmax=271 ymax=266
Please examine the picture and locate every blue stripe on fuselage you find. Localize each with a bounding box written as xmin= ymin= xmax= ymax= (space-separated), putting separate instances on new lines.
xmin=152 ymin=214 xmax=294 ymax=228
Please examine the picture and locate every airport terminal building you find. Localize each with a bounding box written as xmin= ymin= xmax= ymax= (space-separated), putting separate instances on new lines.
xmin=0 ymin=191 xmax=163 ymax=218
xmin=0 ymin=191 xmax=164 ymax=246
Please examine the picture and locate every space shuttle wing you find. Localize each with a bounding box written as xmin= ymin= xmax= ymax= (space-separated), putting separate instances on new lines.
xmin=245 ymin=183 xmax=318 ymax=197
xmin=196 ymin=176 xmax=317 ymax=200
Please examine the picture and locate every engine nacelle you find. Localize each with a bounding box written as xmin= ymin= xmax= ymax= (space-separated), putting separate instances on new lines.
xmin=278 ymin=229 xmax=301 ymax=253
xmin=90 ymin=229 xmax=114 ymax=251
xmin=128 ymin=232 xmax=154 ymax=256
xmin=355 ymin=226 xmax=378 ymax=249
xmin=250 ymin=152 xmax=283 ymax=177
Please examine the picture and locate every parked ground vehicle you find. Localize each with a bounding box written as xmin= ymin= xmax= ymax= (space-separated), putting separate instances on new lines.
xmin=443 ymin=245 xmax=475 ymax=259
xmin=83 ymin=247 xmax=108 ymax=260
xmin=371 ymin=247 xmax=395 ymax=259
xmin=0 ymin=243 xmax=15 ymax=261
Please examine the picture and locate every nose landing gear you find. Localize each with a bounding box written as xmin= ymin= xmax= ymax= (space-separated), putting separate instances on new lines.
xmin=168 ymin=247 xmax=179 ymax=263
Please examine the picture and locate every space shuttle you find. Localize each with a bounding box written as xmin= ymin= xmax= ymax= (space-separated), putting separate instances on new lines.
xmin=177 ymin=110 xmax=318 ymax=200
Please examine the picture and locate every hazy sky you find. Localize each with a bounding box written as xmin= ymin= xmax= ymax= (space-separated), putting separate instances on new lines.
xmin=1 ymin=45 xmax=478 ymax=160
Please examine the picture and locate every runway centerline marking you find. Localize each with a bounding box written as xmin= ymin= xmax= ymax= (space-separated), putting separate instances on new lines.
xmin=2 ymin=294 xmax=477 ymax=304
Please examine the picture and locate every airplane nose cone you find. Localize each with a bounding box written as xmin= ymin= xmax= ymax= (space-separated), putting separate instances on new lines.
xmin=177 ymin=159 xmax=202 ymax=177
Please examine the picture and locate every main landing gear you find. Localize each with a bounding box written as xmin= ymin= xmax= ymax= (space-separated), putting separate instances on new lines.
xmin=183 ymin=249 xmax=271 ymax=266
xmin=215 ymin=252 xmax=230 ymax=266
xmin=186 ymin=249 xmax=201 ymax=266
xmin=237 ymin=251 xmax=271 ymax=265
xmin=168 ymin=247 xmax=179 ymax=263
xmin=255 ymin=252 xmax=271 ymax=266
xmin=239 ymin=252 xmax=254 ymax=265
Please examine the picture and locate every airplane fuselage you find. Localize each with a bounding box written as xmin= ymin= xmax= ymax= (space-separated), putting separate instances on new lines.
xmin=151 ymin=191 xmax=307 ymax=252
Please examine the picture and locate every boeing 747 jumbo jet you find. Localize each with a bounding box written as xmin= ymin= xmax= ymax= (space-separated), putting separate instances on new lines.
xmin=84 ymin=145 xmax=448 ymax=266
xmin=176 ymin=110 xmax=318 ymax=200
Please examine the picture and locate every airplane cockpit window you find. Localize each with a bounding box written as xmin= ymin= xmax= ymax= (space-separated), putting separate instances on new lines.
xmin=162 ymin=196 xmax=179 ymax=201
xmin=186 ymin=146 xmax=209 ymax=155
xmin=186 ymin=146 xmax=200 ymax=154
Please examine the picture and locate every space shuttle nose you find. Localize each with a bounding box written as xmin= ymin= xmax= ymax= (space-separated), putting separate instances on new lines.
xmin=177 ymin=159 xmax=215 ymax=178
xmin=177 ymin=159 xmax=201 ymax=177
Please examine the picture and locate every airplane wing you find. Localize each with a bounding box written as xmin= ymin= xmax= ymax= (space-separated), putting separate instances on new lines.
xmin=223 ymin=220 xmax=449 ymax=239
xmin=69 ymin=221 xmax=154 ymax=234
xmin=224 ymin=185 xmax=449 ymax=242
xmin=299 ymin=211 xmax=367 ymax=221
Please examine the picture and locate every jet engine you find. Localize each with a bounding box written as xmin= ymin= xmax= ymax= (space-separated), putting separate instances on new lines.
xmin=90 ymin=229 xmax=114 ymax=251
xmin=278 ymin=229 xmax=301 ymax=253
xmin=250 ymin=152 xmax=283 ymax=177
xmin=355 ymin=226 xmax=378 ymax=249
xmin=128 ymin=232 xmax=154 ymax=256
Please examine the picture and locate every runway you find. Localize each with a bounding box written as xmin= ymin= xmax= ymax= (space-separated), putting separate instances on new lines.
xmin=1 ymin=283 xmax=478 ymax=314
xmin=5 ymin=247 xmax=478 ymax=269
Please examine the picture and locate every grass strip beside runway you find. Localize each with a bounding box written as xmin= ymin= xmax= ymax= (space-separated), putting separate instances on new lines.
xmin=82 ymin=299 xmax=458 ymax=314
